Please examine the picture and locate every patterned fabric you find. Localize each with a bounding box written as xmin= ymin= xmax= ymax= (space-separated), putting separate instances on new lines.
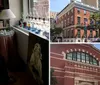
xmin=0 ymin=31 xmax=16 ymax=63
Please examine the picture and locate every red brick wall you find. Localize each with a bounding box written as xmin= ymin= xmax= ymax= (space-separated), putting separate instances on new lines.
xmin=57 ymin=7 xmax=91 ymax=27
xmin=51 ymin=44 xmax=100 ymax=85
xmin=51 ymin=44 xmax=100 ymax=60
xmin=56 ymin=77 xmax=64 ymax=85
xmin=64 ymin=77 xmax=74 ymax=85
xmin=74 ymin=7 xmax=90 ymax=25
xmin=98 ymin=82 xmax=100 ymax=85
xmin=51 ymin=57 xmax=65 ymax=68
xmin=57 ymin=8 xmax=74 ymax=28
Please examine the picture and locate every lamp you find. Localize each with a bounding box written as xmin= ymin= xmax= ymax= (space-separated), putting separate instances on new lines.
xmin=0 ymin=9 xmax=16 ymax=28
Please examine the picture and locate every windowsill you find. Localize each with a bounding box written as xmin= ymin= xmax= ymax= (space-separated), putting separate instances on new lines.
xmin=13 ymin=26 xmax=49 ymax=41
xmin=64 ymin=59 xmax=99 ymax=68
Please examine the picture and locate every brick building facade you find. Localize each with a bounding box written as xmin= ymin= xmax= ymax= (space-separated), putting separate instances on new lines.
xmin=32 ymin=0 xmax=49 ymax=19
xmin=51 ymin=44 xmax=100 ymax=85
xmin=56 ymin=1 xmax=99 ymax=42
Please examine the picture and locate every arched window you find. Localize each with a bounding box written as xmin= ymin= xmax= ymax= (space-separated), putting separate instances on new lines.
xmin=66 ymin=52 xmax=99 ymax=66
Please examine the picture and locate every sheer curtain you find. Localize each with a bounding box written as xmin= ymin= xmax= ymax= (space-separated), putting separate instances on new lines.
xmin=0 ymin=30 xmax=16 ymax=63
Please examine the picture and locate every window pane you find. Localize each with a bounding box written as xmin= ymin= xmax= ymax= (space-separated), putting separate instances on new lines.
xmin=93 ymin=58 xmax=97 ymax=65
xmin=84 ymin=10 xmax=86 ymax=15
xmin=77 ymin=29 xmax=80 ymax=38
xmin=89 ymin=56 xmax=93 ymax=64
xmin=77 ymin=9 xmax=80 ymax=14
xmin=73 ymin=52 xmax=77 ymax=61
xmin=77 ymin=17 xmax=81 ymax=24
xmin=81 ymin=53 xmax=85 ymax=62
xmin=86 ymin=54 xmax=89 ymax=63
xmin=77 ymin=52 xmax=81 ymax=61
xmin=84 ymin=18 xmax=88 ymax=25
xmin=90 ymin=30 xmax=93 ymax=38
xmin=67 ymin=53 xmax=72 ymax=60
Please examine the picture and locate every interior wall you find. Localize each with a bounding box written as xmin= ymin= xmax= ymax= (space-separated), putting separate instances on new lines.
xmin=9 ymin=0 xmax=22 ymax=26
xmin=13 ymin=27 xmax=29 ymax=64
xmin=23 ymin=0 xmax=28 ymax=19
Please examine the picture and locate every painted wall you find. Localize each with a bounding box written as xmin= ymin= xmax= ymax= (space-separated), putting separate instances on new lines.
xmin=23 ymin=0 xmax=28 ymax=19
xmin=9 ymin=0 xmax=22 ymax=26
xmin=13 ymin=27 xmax=29 ymax=64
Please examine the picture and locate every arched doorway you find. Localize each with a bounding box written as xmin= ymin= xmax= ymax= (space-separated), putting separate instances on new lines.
xmin=79 ymin=82 xmax=93 ymax=85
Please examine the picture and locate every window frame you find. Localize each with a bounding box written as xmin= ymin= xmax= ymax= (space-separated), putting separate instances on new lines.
xmin=66 ymin=52 xmax=98 ymax=66
xmin=89 ymin=55 xmax=93 ymax=64
xmin=93 ymin=58 xmax=98 ymax=65
xmin=67 ymin=53 xmax=72 ymax=60
xmin=71 ymin=16 xmax=73 ymax=24
xmin=84 ymin=10 xmax=87 ymax=15
xmin=77 ymin=9 xmax=80 ymax=14
xmin=77 ymin=17 xmax=81 ymax=25
xmin=77 ymin=52 xmax=81 ymax=62
xmin=77 ymin=29 xmax=80 ymax=38
xmin=90 ymin=30 xmax=93 ymax=38
xmin=72 ymin=52 xmax=77 ymax=61
xmin=81 ymin=52 xmax=86 ymax=63
xmin=86 ymin=54 xmax=89 ymax=64
xmin=84 ymin=18 xmax=88 ymax=25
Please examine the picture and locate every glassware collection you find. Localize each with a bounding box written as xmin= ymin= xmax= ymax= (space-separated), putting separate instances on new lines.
xmin=0 ymin=29 xmax=14 ymax=36
xmin=19 ymin=16 xmax=49 ymax=40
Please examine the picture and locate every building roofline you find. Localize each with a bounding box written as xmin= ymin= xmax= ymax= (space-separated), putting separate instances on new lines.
xmin=57 ymin=3 xmax=70 ymax=16
xmin=57 ymin=1 xmax=99 ymax=17
xmin=91 ymin=45 xmax=100 ymax=53
xmin=80 ymin=44 xmax=100 ymax=55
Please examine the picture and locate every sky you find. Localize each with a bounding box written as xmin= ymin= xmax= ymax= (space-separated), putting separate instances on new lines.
xmin=94 ymin=44 xmax=100 ymax=50
xmin=50 ymin=0 xmax=81 ymax=12
xmin=50 ymin=0 xmax=70 ymax=12
xmin=50 ymin=0 xmax=100 ymax=50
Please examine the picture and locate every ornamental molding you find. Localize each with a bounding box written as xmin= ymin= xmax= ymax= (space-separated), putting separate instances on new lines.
xmin=51 ymin=52 xmax=63 ymax=56
xmin=57 ymin=1 xmax=98 ymax=18
xmin=65 ymin=49 xmax=97 ymax=59
xmin=51 ymin=56 xmax=99 ymax=68
xmin=75 ymin=49 xmax=77 ymax=51
xmin=82 ymin=49 xmax=85 ymax=52
xmin=62 ymin=51 xmax=66 ymax=59
xmin=66 ymin=50 xmax=69 ymax=53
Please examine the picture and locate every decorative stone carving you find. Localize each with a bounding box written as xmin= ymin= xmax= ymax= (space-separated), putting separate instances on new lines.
xmin=75 ymin=49 xmax=77 ymax=51
xmin=90 ymin=53 xmax=92 ymax=55
xmin=78 ymin=49 xmax=81 ymax=51
xmin=82 ymin=49 xmax=85 ymax=52
xmin=70 ymin=49 xmax=73 ymax=52
xmin=75 ymin=78 xmax=98 ymax=85
xmin=62 ymin=51 xmax=66 ymax=59
xmin=86 ymin=51 xmax=88 ymax=53
xmin=66 ymin=50 xmax=69 ymax=53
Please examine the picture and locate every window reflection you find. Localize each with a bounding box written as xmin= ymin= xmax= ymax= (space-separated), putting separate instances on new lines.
xmin=81 ymin=53 xmax=85 ymax=63
xmin=66 ymin=52 xmax=98 ymax=66
xmin=77 ymin=52 xmax=81 ymax=62
xmin=67 ymin=53 xmax=72 ymax=60
xmin=86 ymin=54 xmax=89 ymax=63
xmin=73 ymin=52 xmax=77 ymax=61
